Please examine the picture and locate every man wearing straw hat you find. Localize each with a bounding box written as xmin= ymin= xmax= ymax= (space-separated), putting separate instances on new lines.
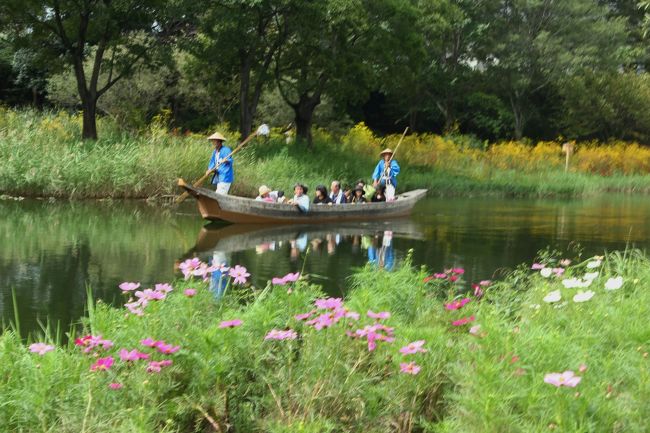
xmin=206 ymin=131 xmax=234 ymax=194
xmin=372 ymin=148 xmax=400 ymax=201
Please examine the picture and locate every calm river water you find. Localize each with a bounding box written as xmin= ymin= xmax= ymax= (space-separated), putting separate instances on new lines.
xmin=1 ymin=195 xmax=649 ymax=336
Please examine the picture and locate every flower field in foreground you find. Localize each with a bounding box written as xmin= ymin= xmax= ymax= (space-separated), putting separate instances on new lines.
xmin=1 ymin=251 xmax=649 ymax=432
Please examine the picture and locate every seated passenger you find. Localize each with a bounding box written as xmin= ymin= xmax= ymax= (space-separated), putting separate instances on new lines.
xmin=356 ymin=178 xmax=375 ymax=198
xmin=255 ymin=185 xmax=276 ymax=202
xmin=343 ymin=186 xmax=352 ymax=203
xmin=350 ymin=185 xmax=367 ymax=204
xmin=313 ymin=185 xmax=333 ymax=205
xmin=329 ymin=180 xmax=346 ymax=204
xmin=371 ymin=184 xmax=387 ymax=202
xmin=288 ymin=183 xmax=310 ymax=212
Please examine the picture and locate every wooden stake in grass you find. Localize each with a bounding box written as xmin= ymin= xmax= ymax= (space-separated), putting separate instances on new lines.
xmin=562 ymin=141 xmax=575 ymax=173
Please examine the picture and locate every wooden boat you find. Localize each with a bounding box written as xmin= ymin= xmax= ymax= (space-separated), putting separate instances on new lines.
xmin=177 ymin=179 xmax=427 ymax=223
xmin=188 ymin=220 xmax=425 ymax=254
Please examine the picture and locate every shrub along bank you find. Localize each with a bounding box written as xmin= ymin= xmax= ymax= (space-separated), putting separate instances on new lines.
xmin=1 ymin=250 xmax=648 ymax=432
xmin=2 ymin=108 xmax=650 ymax=199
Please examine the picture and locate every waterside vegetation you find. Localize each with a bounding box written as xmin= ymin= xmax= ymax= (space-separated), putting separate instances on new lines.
xmin=3 ymin=109 xmax=650 ymax=199
xmin=1 ymin=249 xmax=648 ymax=432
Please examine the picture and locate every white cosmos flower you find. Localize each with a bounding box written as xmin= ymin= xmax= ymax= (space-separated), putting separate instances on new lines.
xmin=562 ymin=278 xmax=581 ymax=289
xmin=543 ymin=290 xmax=562 ymax=303
xmin=604 ymin=276 xmax=624 ymax=291
xmin=540 ymin=268 xmax=553 ymax=278
xmin=573 ymin=290 xmax=595 ymax=303
xmin=578 ymin=279 xmax=592 ymax=288
xmin=586 ymin=260 xmax=602 ymax=269
xmin=583 ymin=272 xmax=599 ymax=281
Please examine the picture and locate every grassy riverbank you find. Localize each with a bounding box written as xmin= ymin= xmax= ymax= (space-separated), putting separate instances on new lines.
xmin=1 ymin=249 xmax=649 ymax=432
xmin=2 ymin=108 xmax=650 ymax=198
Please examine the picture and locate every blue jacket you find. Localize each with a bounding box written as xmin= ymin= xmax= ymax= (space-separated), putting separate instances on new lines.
xmin=208 ymin=145 xmax=233 ymax=184
xmin=372 ymin=159 xmax=400 ymax=187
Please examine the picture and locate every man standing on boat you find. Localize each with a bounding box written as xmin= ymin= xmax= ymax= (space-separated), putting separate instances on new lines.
xmin=206 ymin=132 xmax=233 ymax=194
xmin=372 ymin=148 xmax=400 ymax=201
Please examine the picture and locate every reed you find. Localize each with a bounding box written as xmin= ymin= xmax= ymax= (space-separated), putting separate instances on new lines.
xmin=3 ymin=108 xmax=650 ymax=199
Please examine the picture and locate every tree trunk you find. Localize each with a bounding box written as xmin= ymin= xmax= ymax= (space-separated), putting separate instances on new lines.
xmin=82 ymin=98 xmax=98 ymax=140
xmin=239 ymin=57 xmax=253 ymax=138
xmin=293 ymin=93 xmax=321 ymax=149
xmin=510 ymin=93 xmax=525 ymax=140
xmin=409 ymin=109 xmax=417 ymax=132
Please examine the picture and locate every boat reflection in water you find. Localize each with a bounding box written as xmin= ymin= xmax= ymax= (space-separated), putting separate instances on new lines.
xmin=183 ymin=219 xmax=424 ymax=296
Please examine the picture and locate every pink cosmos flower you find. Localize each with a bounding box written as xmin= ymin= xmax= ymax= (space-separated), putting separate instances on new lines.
xmin=434 ymin=273 xmax=447 ymax=279
xmin=399 ymin=340 xmax=427 ymax=355
xmin=544 ymin=371 xmax=582 ymax=387
xmin=423 ymin=276 xmax=435 ymax=283
xmin=264 ymin=329 xmax=298 ymax=340
xmin=156 ymin=343 xmax=180 ymax=354
xmin=552 ymin=268 xmax=565 ymax=276
xmin=578 ymin=364 xmax=588 ymax=373
xmin=449 ymin=275 xmax=459 ymax=282
xmin=124 ymin=300 xmax=145 ymax=316
xmin=119 ymin=348 xmax=150 ymax=362
xmin=147 ymin=359 xmax=173 ymax=373
xmin=184 ymin=288 xmax=197 ymax=297
xmin=283 ymin=272 xmax=300 ymax=283
xmin=400 ymin=362 xmax=421 ymax=375
xmin=179 ymin=258 xmax=203 ymax=279
xmin=306 ymin=313 xmax=336 ymax=330
xmin=219 ymin=319 xmax=243 ymax=328
xmin=135 ymin=289 xmax=166 ymax=301
xmin=119 ymin=282 xmax=140 ymax=292
xmin=108 ymin=383 xmax=123 ymax=389
xmin=75 ymin=335 xmax=114 ymax=353
xmin=451 ymin=268 xmax=465 ymax=275
xmin=272 ymin=277 xmax=287 ymax=285
xmin=229 ymin=265 xmax=250 ymax=285
xmin=452 ymin=315 xmax=476 ymax=326
xmin=294 ymin=311 xmax=315 ymax=321
xmin=314 ymin=297 xmax=343 ymax=310
xmin=445 ymin=298 xmax=471 ymax=311
xmin=344 ymin=310 xmax=360 ymax=320
xmin=531 ymin=263 xmax=545 ymax=270
xmin=479 ymin=280 xmax=491 ymax=286
xmin=472 ymin=284 xmax=484 ymax=298
xmin=367 ymin=310 xmax=391 ymax=320
xmin=140 ymin=338 xmax=158 ymax=347
xmin=90 ymin=356 xmax=114 ymax=371
xmin=29 ymin=342 xmax=55 ymax=355
xmin=155 ymin=283 xmax=173 ymax=293
xmin=353 ymin=324 xmax=395 ymax=351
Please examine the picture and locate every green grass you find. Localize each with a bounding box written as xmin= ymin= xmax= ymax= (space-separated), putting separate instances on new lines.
xmin=3 ymin=108 xmax=650 ymax=199
xmin=1 ymin=249 xmax=649 ymax=432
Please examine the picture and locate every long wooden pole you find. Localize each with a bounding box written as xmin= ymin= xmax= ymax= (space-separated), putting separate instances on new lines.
xmin=389 ymin=127 xmax=409 ymax=163
xmin=175 ymin=130 xmax=260 ymax=204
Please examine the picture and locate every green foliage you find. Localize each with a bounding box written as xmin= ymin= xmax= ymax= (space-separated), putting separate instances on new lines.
xmin=2 ymin=250 xmax=650 ymax=431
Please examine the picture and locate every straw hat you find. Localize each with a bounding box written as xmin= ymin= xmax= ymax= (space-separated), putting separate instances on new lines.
xmin=258 ymin=185 xmax=271 ymax=196
xmin=207 ymin=132 xmax=227 ymax=141
xmin=379 ymin=148 xmax=393 ymax=156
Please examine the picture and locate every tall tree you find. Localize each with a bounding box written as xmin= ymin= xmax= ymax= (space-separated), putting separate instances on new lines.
xmin=0 ymin=0 xmax=171 ymax=139
xmin=477 ymin=0 xmax=629 ymax=139
xmin=273 ymin=0 xmax=376 ymax=146
xmin=193 ymin=0 xmax=291 ymax=138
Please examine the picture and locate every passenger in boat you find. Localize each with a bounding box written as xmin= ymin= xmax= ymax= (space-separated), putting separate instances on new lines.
xmin=356 ymin=179 xmax=375 ymax=198
xmin=313 ymin=185 xmax=333 ymax=205
xmin=343 ymin=186 xmax=352 ymax=203
xmin=371 ymin=184 xmax=387 ymax=202
xmin=350 ymin=185 xmax=367 ymax=204
xmin=288 ymin=183 xmax=310 ymax=212
xmin=329 ymin=180 xmax=346 ymax=204
xmin=372 ymin=148 xmax=400 ymax=201
xmin=206 ymin=132 xmax=233 ymax=194
xmin=255 ymin=185 xmax=276 ymax=203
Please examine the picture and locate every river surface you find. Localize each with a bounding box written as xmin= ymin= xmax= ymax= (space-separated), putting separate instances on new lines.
xmin=1 ymin=195 xmax=649 ymax=336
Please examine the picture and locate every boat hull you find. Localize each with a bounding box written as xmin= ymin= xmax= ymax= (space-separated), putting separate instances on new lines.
xmin=178 ymin=182 xmax=427 ymax=223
